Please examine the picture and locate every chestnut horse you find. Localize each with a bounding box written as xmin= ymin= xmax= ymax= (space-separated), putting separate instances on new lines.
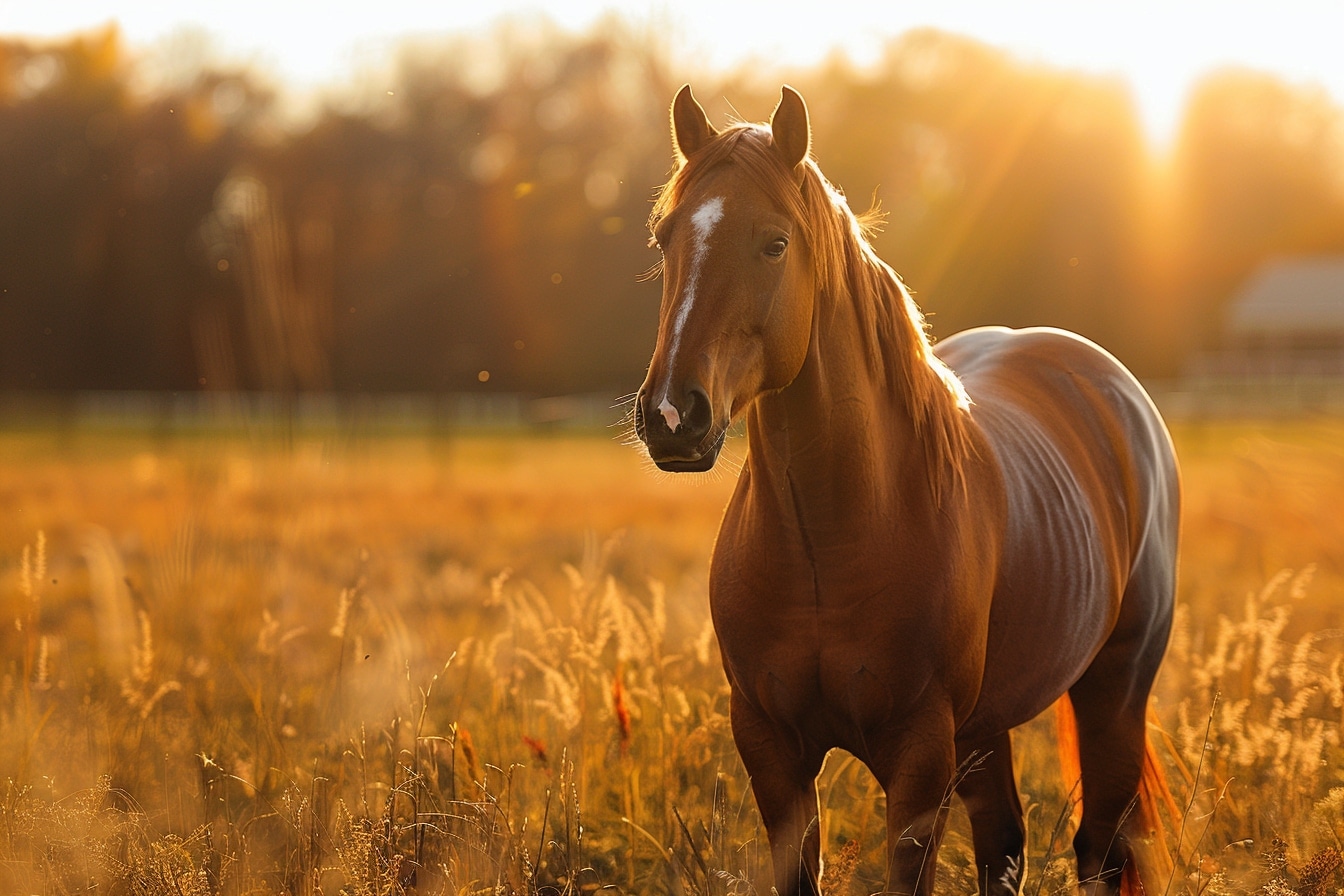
xmin=634 ymin=85 xmax=1179 ymax=896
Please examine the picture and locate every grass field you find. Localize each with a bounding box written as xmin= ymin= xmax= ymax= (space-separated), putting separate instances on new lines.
xmin=2 ymin=418 xmax=1343 ymax=894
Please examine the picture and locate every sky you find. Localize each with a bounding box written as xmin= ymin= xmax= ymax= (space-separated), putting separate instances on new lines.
xmin=4 ymin=1 xmax=1344 ymax=148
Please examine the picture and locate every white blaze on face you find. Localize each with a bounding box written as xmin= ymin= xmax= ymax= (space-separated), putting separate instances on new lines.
xmin=659 ymin=195 xmax=725 ymax=433
xmin=656 ymin=396 xmax=681 ymax=432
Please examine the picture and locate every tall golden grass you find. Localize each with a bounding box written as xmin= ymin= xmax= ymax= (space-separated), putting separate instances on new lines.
xmin=1 ymin=421 xmax=1342 ymax=894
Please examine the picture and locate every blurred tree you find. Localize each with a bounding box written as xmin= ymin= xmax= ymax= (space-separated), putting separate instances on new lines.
xmin=0 ymin=28 xmax=274 ymax=391
xmin=255 ymin=16 xmax=675 ymax=392
xmin=798 ymin=31 xmax=1150 ymax=367
xmin=0 ymin=28 xmax=133 ymax=390
xmin=1163 ymin=69 xmax=1344 ymax=363
xmin=2 ymin=21 xmax=1344 ymax=395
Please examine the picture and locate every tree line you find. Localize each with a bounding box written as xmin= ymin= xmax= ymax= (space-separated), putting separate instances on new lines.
xmin=3 ymin=19 xmax=1344 ymax=394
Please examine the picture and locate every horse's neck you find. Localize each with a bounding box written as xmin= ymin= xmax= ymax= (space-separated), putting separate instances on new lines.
xmin=745 ymin=284 xmax=927 ymax=535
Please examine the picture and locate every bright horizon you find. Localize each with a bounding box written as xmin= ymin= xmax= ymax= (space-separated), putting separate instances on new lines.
xmin=4 ymin=1 xmax=1344 ymax=149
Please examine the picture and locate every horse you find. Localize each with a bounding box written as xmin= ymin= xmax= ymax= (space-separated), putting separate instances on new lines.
xmin=633 ymin=84 xmax=1179 ymax=896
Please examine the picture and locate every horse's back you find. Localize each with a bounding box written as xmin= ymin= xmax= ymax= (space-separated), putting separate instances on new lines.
xmin=936 ymin=326 xmax=1179 ymax=737
xmin=939 ymin=326 xmax=1177 ymax=512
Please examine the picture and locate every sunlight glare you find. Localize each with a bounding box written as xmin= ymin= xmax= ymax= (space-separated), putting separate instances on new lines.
xmin=3 ymin=0 xmax=1343 ymax=148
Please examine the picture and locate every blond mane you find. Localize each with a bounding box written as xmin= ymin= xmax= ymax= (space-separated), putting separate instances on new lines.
xmin=649 ymin=123 xmax=972 ymax=499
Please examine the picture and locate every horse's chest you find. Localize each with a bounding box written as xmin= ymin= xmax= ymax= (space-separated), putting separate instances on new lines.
xmin=710 ymin=550 xmax=943 ymax=742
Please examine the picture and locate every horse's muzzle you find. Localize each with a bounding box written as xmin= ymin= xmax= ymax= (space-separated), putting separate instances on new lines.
xmin=634 ymin=387 xmax=723 ymax=472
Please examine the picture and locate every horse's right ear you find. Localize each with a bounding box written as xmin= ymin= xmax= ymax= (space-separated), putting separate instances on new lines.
xmin=671 ymin=85 xmax=717 ymax=160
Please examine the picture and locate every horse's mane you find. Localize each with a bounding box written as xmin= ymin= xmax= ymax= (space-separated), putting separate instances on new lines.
xmin=649 ymin=123 xmax=972 ymax=500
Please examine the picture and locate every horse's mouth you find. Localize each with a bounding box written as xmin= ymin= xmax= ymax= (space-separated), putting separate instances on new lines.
xmin=650 ymin=430 xmax=726 ymax=473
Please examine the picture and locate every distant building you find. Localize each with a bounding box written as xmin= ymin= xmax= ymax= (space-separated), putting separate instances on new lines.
xmin=1226 ymin=255 xmax=1344 ymax=373
xmin=1180 ymin=255 xmax=1344 ymax=414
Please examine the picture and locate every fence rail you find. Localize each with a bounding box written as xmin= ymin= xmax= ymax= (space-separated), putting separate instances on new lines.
xmin=1 ymin=381 xmax=1343 ymax=435
xmin=0 ymin=391 xmax=633 ymax=434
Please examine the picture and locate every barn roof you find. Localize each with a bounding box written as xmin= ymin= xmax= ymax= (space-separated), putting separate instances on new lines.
xmin=1228 ymin=255 xmax=1344 ymax=336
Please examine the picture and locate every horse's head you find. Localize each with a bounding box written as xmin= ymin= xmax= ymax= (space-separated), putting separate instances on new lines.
xmin=635 ymin=85 xmax=818 ymax=472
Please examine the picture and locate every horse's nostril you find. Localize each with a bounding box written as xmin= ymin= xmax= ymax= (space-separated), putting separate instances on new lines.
xmin=684 ymin=388 xmax=711 ymax=437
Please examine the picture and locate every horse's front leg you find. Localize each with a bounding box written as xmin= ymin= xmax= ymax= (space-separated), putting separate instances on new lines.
xmin=870 ymin=706 xmax=959 ymax=896
xmin=730 ymin=687 xmax=825 ymax=896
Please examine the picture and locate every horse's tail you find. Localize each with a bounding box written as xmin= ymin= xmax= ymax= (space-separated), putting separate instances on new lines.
xmin=1053 ymin=696 xmax=1083 ymax=828
xmin=1053 ymin=696 xmax=1180 ymax=896
xmin=1127 ymin=730 xmax=1180 ymax=895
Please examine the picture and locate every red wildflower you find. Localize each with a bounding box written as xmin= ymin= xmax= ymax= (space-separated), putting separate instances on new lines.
xmin=612 ymin=670 xmax=632 ymax=755
xmin=522 ymin=734 xmax=549 ymax=767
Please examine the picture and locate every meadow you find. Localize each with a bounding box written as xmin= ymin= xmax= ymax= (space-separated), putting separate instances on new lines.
xmin=1 ymin=415 xmax=1343 ymax=894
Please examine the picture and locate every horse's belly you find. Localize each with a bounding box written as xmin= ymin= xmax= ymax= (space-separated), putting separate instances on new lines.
xmin=955 ymin=380 xmax=1135 ymax=737
xmin=960 ymin=589 xmax=1117 ymax=739
xmin=959 ymin=509 xmax=1123 ymax=738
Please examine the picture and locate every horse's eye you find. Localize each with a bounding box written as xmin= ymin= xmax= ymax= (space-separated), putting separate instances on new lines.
xmin=764 ymin=237 xmax=788 ymax=259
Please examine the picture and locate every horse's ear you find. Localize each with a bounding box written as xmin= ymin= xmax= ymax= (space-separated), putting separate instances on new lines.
xmin=671 ymin=84 xmax=717 ymax=160
xmin=770 ymin=85 xmax=810 ymax=171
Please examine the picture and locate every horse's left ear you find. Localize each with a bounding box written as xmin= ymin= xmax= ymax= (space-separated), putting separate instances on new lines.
xmin=770 ymin=85 xmax=810 ymax=171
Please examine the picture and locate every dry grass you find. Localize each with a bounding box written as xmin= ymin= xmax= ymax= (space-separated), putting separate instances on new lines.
xmin=1 ymin=419 xmax=1342 ymax=894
